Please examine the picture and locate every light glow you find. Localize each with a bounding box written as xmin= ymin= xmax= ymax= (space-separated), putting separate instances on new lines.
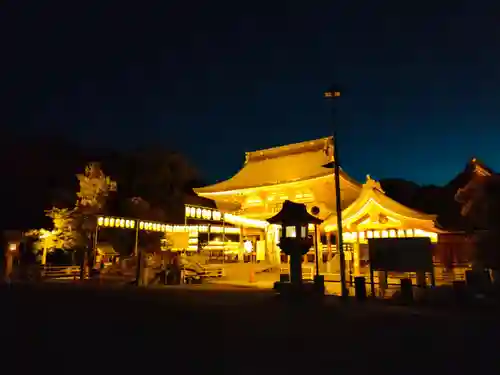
xmin=333 ymin=229 xmax=438 ymax=243
xmin=223 ymin=213 xmax=268 ymax=229
xmin=98 ymin=216 xmax=136 ymax=230
xmin=325 ymin=196 xmax=436 ymax=232
xmin=196 ymin=172 xmax=360 ymax=197
xmin=285 ymin=226 xmax=296 ymax=238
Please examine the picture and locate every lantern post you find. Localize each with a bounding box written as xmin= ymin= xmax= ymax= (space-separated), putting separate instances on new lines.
xmin=268 ymin=201 xmax=323 ymax=294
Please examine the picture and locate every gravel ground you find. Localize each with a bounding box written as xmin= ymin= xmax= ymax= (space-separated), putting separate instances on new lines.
xmin=4 ymin=283 xmax=500 ymax=374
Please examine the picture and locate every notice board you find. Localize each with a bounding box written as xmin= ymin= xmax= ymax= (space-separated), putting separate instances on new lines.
xmin=368 ymin=237 xmax=433 ymax=272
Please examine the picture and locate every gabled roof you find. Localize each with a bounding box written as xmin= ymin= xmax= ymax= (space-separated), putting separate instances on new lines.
xmin=97 ymin=243 xmax=118 ymax=256
xmin=446 ymin=158 xmax=494 ymax=191
xmin=195 ymin=137 xmax=361 ymax=194
xmin=322 ymin=175 xmax=441 ymax=232
xmin=469 ymin=158 xmax=494 ymax=177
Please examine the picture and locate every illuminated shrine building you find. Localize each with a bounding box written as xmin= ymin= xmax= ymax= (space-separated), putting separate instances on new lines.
xmin=195 ymin=137 xmax=361 ymax=220
xmin=193 ymin=137 xmax=444 ymax=270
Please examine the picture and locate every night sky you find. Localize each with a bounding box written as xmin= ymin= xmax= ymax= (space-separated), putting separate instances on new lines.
xmin=3 ymin=1 xmax=500 ymax=186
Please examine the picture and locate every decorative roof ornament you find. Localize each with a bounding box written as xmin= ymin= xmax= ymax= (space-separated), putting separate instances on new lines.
xmin=364 ymin=174 xmax=385 ymax=193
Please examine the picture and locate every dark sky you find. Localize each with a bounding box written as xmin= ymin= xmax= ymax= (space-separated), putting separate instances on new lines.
xmin=3 ymin=1 xmax=500 ymax=186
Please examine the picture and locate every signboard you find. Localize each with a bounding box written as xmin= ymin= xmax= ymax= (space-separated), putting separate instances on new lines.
xmin=368 ymin=237 xmax=433 ymax=272
xmin=165 ymin=232 xmax=190 ymax=251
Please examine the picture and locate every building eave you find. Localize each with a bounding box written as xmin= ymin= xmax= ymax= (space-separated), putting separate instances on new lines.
xmin=195 ymin=170 xmax=361 ymax=197
xmin=321 ymin=176 xmax=439 ymax=232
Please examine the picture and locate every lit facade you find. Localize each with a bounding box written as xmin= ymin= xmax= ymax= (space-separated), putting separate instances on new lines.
xmin=321 ymin=175 xmax=443 ymax=275
xmin=194 ymin=137 xmax=362 ymax=220
xmin=193 ymin=137 xmax=445 ymax=272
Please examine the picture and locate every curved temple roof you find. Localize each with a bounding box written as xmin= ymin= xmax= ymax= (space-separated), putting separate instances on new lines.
xmin=322 ymin=175 xmax=442 ymax=232
xmin=195 ymin=136 xmax=361 ymax=195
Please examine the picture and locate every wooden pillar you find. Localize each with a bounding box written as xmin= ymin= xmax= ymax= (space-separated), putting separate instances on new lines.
xmin=327 ymin=232 xmax=332 ymax=259
xmin=353 ymin=234 xmax=360 ymax=276
xmin=264 ymin=226 xmax=268 ymax=263
xmin=316 ymin=227 xmax=323 ymax=272
xmin=274 ymin=226 xmax=281 ymax=265
xmin=239 ymin=226 xmax=244 ymax=262
xmin=326 ymin=232 xmax=332 ymax=273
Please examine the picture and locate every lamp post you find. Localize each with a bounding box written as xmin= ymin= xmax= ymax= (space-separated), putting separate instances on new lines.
xmin=39 ymin=229 xmax=56 ymax=266
xmin=323 ymin=88 xmax=348 ymax=298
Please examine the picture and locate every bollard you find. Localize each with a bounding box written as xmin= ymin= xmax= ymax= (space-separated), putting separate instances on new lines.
xmin=466 ymin=270 xmax=490 ymax=295
xmin=280 ymin=273 xmax=290 ymax=283
xmin=452 ymin=280 xmax=467 ymax=304
xmin=249 ymin=268 xmax=256 ymax=283
xmin=416 ymin=271 xmax=427 ymax=289
xmin=465 ymin=270 xmax=477 ymax=288
xmin=354 ymin=276 xmax=367 ymax=301
xmin=313 ymin=275 xmax=325 ymax=296
xmin=400 ymin=278 xmax=413 ymax=303
xmin=483 ymin=269 xmax=492 ymax=289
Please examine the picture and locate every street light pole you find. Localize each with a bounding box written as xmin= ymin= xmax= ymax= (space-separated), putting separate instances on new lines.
xmin=332 ymin=130 xmax=348 ymax=298
xmin=134 ymin=224 xmax=141 ymax=286
xmin=324 ymin=88 xmax=348 ymax=298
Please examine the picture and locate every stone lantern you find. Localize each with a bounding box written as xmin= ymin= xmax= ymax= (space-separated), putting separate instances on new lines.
xmin=4 ymin=230 xmax=21 ymax=283
xmin=268 ymin=200 xmax=322 ymax=287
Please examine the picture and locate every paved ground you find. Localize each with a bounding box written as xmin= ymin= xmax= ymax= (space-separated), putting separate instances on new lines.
xmin=5 ymin=283 xmax=500 ymax=374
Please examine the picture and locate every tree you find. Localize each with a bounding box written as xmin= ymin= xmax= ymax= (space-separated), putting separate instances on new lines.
xmin=76 ymin=162 xmax=117 ymax=211
xmin=125 ymin=197 xmax=164 ymax=253
xmin=45 ymin=207 xmax=82 ymax=250
xmin=110 ymin=148 xmax=199 ymax=222
xmin=25 ymin=228 xmax=59 ymax=264
xmin=30 ymin=163 xmax=117 ymax=272
xmin=455 ymin=174 xmax=500 ymax=270
xmin=25 ymin=208 xmax=81 ymax=265
xmin=73 ymin=163 xmax=116 ymax=275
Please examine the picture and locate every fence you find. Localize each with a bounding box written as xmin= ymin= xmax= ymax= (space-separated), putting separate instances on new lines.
xmin=276 ymin=264 xmax=469 ymax=298
xmin=41 ymin=265 xmax=83 ymax=280
xmin=280 ymin=265 xmax=314 ymax=281
xmin=197 ymin=265 xmax=225 ymax=278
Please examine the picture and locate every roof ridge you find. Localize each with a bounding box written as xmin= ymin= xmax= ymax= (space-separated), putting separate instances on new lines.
xmin=469 ymin=157 xmax=494 ymax=176
xmin=372 ymin=188 xmax=436 ymax=220
xmin=245 ymin=136 xmax=333 ymax=163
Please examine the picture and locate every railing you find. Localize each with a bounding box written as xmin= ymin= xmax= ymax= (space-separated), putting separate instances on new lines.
xmin=433 ymin=267 xmax=467 ymax=282
xmin=280 ymin=266 xmax=314 ymax=281
xmin=41 ymin=265 xmax=82 ymax=280
xmin=198 ymin=266 xmax=225 ymax=278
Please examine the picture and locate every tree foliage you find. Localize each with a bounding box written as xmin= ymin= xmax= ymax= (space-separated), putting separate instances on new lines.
xmin=45 ymin=207 xmax=81 ymax=250
xmin=25 ymin=228 xmax=59 ymax=253
xmin=32 ymin=163 xmax=117 ymax=253
xmin=27 ymin=209 xmax=81 ymax=251
xmin=76 ymin=162 xmax=117 ymax=213
xmin=124 ymin=197 xmax=165 ymax=253
xmin=110 ymin=148 xmax=199 ymax=222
